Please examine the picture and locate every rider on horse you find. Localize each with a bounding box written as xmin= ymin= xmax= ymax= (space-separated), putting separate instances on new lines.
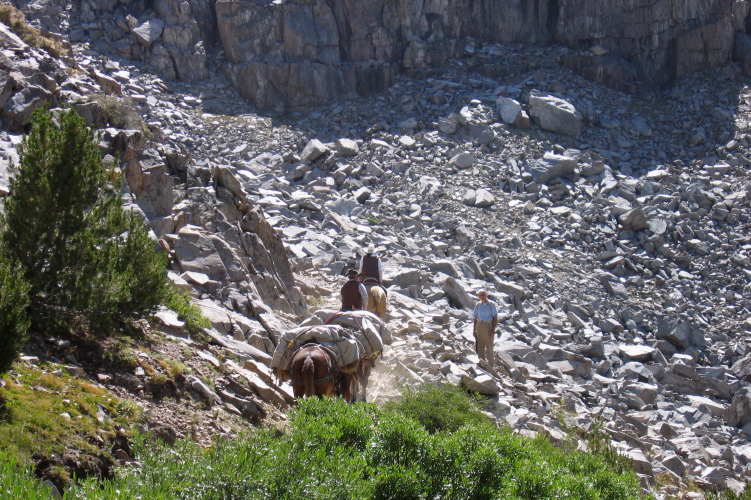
xmin=359 ymin=245 xmax=388 ymax=320
xmin=340 ymin=268 xmax=368 ymax=311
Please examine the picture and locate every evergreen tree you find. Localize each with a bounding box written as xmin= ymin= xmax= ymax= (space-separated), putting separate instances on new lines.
xmin=0 ymin=252 xmax=29 ymax=373
xmin=0 ymin=107 xmax=169 ymax=332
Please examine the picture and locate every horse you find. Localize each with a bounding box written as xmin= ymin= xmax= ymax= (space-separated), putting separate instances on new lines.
xmin=289 ymin=344 xmax=356 ymax=402
xmin=364 ymin=282 xmax=388 ymax=320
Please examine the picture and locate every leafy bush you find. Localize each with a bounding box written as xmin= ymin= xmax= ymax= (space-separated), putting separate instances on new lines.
xmin=0 ymin=390 xmax=643 ymax=499
xmin=707 ymin=486 xmax=751 ymax=500
xmin=290 ymin=395 xmax=378 ymax=453
xmin=384 ymin=383 xmax=489 ymax=433
xmin=583 ymin=418 xmax=634 ymax=475
xmin=0 ymin=107 xmax=169 ymax=333
xmin=0 ymin=253 xmax=29 ymax=373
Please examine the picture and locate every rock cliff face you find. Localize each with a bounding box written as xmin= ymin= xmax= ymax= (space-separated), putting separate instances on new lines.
xmin=13 ymin=0 xmax=751 ymax=108
xmin=213 ymin=0 xmax=557 ymax=110
xmin=210 ymin=0 xmax=751 ymax=109
xmin=557 ymin=0 xmax=751 ymax=91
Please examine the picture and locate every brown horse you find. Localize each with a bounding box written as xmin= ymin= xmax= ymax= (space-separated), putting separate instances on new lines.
xmin=290 ymin=344 xmax=356 ymax=402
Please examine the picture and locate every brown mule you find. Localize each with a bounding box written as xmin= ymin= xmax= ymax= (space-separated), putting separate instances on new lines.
xmin=354 ymin=356 xmax=376 ymax=402
xmin=290 ymin=344 xmax=356 ymax=402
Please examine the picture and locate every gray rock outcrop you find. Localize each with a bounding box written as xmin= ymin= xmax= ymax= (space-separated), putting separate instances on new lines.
xmin=23 ymin=0 xmax=751 ymax=109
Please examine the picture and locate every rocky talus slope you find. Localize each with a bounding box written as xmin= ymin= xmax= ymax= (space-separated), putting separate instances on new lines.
xmin=2 ymin=9 xmax=751 ymax=500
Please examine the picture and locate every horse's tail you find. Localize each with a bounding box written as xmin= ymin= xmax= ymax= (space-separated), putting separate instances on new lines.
xmin=302 ymin=354 xmax=316 ymax=397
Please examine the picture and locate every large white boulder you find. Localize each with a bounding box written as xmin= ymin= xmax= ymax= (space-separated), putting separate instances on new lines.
xmin=528 ymin=90 xmax=582 ymax=136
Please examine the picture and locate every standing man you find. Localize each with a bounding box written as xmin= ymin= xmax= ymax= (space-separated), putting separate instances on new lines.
xmin=472 ymin=289 xmax=498 ymax=366
xmin=341 ymin=269 xmax=368 ymax=310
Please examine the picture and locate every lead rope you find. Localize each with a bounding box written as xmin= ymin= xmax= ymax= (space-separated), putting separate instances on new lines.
xmin=323 ymin=311 xmax=342 ymax=325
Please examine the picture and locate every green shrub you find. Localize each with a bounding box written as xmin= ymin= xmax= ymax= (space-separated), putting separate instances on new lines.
xmin=584 ymin=418 xmax=634 ymax=475
xmin=0 ymin=252 xmax=29 ymax=373
xmin=163 ymin=287 xmax=211 ymax=337
xmin=290 ymin=395 xmax=378 ymax=452
xmin=1 ymin=388 xmax=645 ymax=500
xmin=0 ymin=452 xmax=52 ymax=500
xmin=371 ymin=464 xmax=423 ymax=500
xmin=369 ymin=412 xmax=429 ymax=468
xmin=384 ymin=383 xmax=490 ymax=433
xmin=106 ymin=346 xmax=139 ymax=370
xmin=91 ymin=95 xmax=146 ymax=131
xmin=0 ymin=107 xmax=169 ymax=333
xmin=707 ymin=485 xmax=751 ymax=500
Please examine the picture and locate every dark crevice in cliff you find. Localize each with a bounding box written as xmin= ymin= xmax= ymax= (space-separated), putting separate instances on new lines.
xmin=205 ymin=0 xmax=220 ymax=50
xmin=424 ymin=12 xmax=441 ymax=41
xmin=330 ymin=0 xmax=351 ymax=62
xmin=546 ymin=0 xmax=559 ymax=41
xmin=664 ymin=37 xmax=681 ymax=89
xmin=184 ymin=0 xmax=219 ymax=49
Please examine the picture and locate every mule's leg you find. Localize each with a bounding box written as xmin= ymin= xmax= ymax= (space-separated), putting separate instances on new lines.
xmin=317 ymin=346 xmax=337 ymax=398
xmin=318 ymin=377 xmax=337 ymax=398
xmin=354 ymin=358 xmax=376 ymax=402
xmin=337 ymin=372 xmax=356 ymax=403
xmin=290 ymin=348 xmax=314 ymax=399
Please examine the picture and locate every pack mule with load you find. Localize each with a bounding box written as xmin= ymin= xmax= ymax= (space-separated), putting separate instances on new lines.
xmin=289 ymin=344 xmax=356 ymax=402
xmin=271 ymin=309 xmax=390 ymax=402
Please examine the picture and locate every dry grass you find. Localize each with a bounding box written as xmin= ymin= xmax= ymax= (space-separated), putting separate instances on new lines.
xmin=0 ymin=4 xmax=68 ymax=57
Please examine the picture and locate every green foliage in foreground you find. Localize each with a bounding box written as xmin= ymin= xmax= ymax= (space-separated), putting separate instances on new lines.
xmin=384 ymin=383 xmax=489 ymax=433
xmin=708 ymin=489 xmax=751 ymax=500
xmin=5 ymin=386 xmax=647 ymax=499
xmin=0 ymin=253 xmax=30 ymax=374
xmin=0 ymin=108 xmax=170 ymax=333
xmin=0 ymin=452 xmax=55 ymax=500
